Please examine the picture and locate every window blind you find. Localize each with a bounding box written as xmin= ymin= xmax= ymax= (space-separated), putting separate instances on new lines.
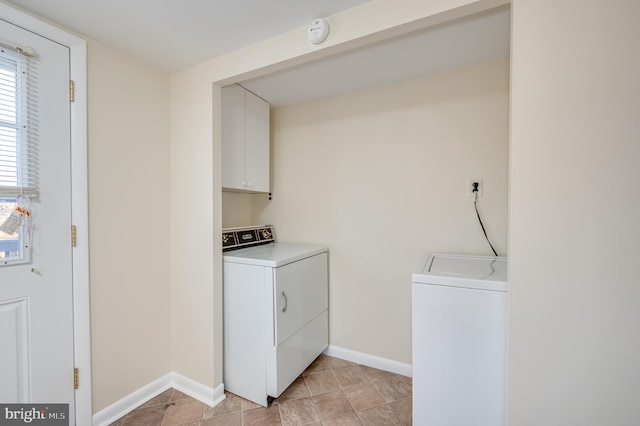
xmin=0 ymin=43 xmax=37 ymax=198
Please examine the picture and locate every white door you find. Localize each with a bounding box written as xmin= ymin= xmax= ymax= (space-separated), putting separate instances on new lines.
xmin=0 ymin=18 xmax=75 ymax=423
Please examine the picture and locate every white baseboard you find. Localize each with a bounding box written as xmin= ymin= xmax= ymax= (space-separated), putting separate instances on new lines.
xmin=324 ymin=345 xmax=412 ymax=377
xmin=168 ymin=372 xmax=225 ymax=408
xmin=92 ymin=373 xmax=225 ymax=426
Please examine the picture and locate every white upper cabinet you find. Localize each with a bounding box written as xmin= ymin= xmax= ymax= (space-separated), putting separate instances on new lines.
xmin=222 ymin=84 xmax=270 ymax=193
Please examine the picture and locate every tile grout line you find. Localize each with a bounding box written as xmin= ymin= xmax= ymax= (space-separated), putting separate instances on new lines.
xmin=199 ymin=399 xmax=206 ymax=425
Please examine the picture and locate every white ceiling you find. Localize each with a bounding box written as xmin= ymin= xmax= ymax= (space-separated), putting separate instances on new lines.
xmin=5 ymin=0 xmax=370 ymax=72
xmin=242 ymin=6 xmax=510 ymax=107
xmin=6 ymin=0 xmax=509 ymax=107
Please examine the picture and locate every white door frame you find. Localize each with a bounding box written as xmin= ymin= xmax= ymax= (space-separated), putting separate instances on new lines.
xmin=0 ymin=3 xmax=92 ymax=424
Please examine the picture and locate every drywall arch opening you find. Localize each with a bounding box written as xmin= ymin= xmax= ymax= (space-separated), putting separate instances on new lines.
xmin=169 ymin=0 xmax=512 ymax=389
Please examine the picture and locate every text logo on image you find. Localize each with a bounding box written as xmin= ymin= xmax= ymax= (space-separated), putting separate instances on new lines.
xmin=0 ymin=405 xmax=68 ymax=425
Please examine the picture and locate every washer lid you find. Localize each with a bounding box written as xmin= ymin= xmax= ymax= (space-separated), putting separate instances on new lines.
xmin=413 ymin=253 xmax=507 ymax=291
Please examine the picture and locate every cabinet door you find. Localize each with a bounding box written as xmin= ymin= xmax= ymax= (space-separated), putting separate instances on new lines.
xmin=221 ymin=84 xmax=246 ymax=190
xmin=274 ymin=253 xmax=328 ymax=345
xmin=244 ymin=90 xmax=270 ymax=193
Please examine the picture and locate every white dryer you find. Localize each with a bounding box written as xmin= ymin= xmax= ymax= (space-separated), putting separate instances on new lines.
xmin=412 ymin=253 xmax=507 ymax=426
xmin=222 ymin=225 xmax=328 ymax=407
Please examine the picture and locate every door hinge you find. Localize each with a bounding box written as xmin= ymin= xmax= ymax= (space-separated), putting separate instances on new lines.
xmin=69 ymin=80 xmax=75 ymax=102
xmin=74 ymin=368 xmax=79 ymax=390
xmin=71 ymin=225 xmax=77 ymax=247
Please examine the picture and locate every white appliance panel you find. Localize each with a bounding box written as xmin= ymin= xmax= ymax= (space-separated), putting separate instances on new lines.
xmin=413 ymin=253 xmax=507 ymax=291
xmin=224 ymin=243 xmax=327 ymax=267
xmin=223 ymin=262 xmax=268 ymax=406
xmin=267 ymin=311 xmax=329 ymax=396
xmin=223 ymin=240 xmax=329 ymax=406
xmin=274 ymin=253 xmax=328 ymax=345
xmin=412 ymin=253 xmax=507 ymax=426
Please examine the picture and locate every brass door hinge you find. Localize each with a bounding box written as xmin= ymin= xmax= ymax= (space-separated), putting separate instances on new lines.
xmin=69 ymin=80 xmax=75 ymax=102
xmin=74 ymin=368 xmax=79 ymax=390
xmin=71 ymin=225 xmax=77 ymax=247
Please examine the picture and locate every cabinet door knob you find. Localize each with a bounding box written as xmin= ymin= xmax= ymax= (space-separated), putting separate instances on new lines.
xmin=281 ymin=291 xmax=288 ymax=313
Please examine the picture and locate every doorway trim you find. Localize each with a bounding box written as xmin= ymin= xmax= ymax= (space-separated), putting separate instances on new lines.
xmin=0 ymin=3 xmax=91 ymax=424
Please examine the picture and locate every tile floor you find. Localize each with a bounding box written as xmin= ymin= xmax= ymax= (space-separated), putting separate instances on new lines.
xmin=110 ymin=354 xmax=412 ymax=425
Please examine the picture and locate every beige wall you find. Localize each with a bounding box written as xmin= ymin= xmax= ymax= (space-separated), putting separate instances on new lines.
xmin=222 ymin=192 xmax=255 ymax=228
xmin=88 ymin=40 xmax=171 ymax=412
xmin=247 ymin=59 xmax=510 ymax=363
xmin=508 ymin=0 xmax=640 ymax=424
xmin=168 ymin=65 xmax=219 ymax=389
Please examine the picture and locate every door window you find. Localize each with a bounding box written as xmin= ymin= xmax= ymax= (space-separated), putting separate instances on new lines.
xmin=0 ymin=45 xmax=36 ymax=265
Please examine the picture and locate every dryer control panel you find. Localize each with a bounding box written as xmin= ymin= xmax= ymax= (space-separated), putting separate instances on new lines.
xmin=223 ymin=225 xmax=274 ymax=251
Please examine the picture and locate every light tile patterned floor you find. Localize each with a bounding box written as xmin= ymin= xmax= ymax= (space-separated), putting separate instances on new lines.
xmin=110 ymin=355 xmax=412 ymax=425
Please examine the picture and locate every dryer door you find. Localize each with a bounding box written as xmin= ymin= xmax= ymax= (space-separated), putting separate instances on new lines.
xmin=273 ymin=253 xmax=328 ymax=346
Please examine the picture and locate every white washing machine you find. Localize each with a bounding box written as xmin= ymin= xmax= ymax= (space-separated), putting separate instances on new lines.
xmin=222 ymin=225 xmax=329 ymax=406
xmin=412 ymin=253 xmax=507 ymax=426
